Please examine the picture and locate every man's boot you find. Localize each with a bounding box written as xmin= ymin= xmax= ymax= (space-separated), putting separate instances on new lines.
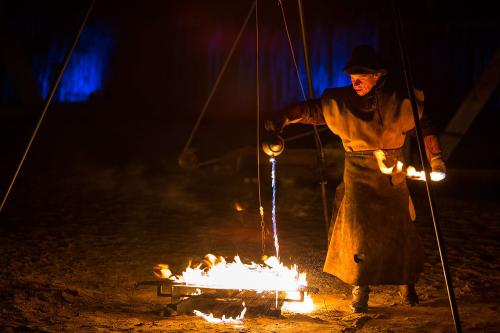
xmin=350 ymin=285 xmax=370 ymax=313
xmin=399 ymin=284 xmax=419 ymax=306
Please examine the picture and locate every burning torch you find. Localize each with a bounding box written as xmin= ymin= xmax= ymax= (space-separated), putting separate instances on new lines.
xmin=373 ymin=149 xmax=446 ymax=182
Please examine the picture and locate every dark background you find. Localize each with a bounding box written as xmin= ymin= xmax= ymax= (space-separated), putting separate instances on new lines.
xmin=1 ymin=0 xmax=499 ymax=183
xmin=0 ymin=3 xmax=499 ymax=330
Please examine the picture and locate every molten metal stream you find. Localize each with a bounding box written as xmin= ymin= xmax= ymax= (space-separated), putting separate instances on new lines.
xmin=270 ymin=157 xmax=280 ymax=259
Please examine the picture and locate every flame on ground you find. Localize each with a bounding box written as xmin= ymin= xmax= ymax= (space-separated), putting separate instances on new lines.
xmin=155 ymin=254 xmax=308 ymax=292
xmin=282 ymin=291 xmax=315 ymax=313
xmin=154 ymin=254 xmax=315 ymax=320
xmin=193 ymin=302 xmax=247 ymax=324
xmin=373 ymin=149 xmax=445 ymax=181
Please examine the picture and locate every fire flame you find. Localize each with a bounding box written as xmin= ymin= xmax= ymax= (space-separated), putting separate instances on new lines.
xmin=154 ymin=254 xmax=314 ymax=321
xmin=193 ymin=302 xmax=247 ymax=324
xmin=373 ymin=149 xmax=445 ymax=182
xmin=234 ymin=201 xmax=245 ymax=212
xmin=156 ymin=254 xmax=308 ymax=292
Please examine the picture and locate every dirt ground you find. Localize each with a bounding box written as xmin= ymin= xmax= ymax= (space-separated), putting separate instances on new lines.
xmin=1 ymin=140 xmax=499 ymax=332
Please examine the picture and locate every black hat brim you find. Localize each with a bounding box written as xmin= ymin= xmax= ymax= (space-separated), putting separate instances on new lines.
xmin=343 ymin=65 xmax=388 ymax=75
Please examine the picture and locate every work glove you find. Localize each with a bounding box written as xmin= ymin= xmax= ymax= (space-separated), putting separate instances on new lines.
xmin=263 ymin=116 xmax=287 ymax=157
xmin=430 ymin=156 xmax=446 ymax=174
xmin=264 ymin=116 xmax=287 ymax=135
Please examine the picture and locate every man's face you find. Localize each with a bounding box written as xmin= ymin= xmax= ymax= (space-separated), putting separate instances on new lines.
xmin=350 ymin=73 xmax=382 ymax=96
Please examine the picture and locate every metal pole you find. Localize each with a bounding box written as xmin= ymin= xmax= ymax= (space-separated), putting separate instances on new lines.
xmin=297 ymin=0 xmax=330 ymax=237
xmin=0 ymin=0 xmax=95 ymax=214
xmin=392 ymin=2 xmax=462 ymax=332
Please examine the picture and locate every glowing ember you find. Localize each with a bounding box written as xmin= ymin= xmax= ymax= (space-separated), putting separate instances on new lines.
xmin=234 ymin=201 xmax=245 ymax=212
xmin=154 ymin=263 xmax=172 ymax=279
xmin=194 ymin=302 xmax=247 ymax=324
xmin=373 ymin=149 xmax=446 ymax=182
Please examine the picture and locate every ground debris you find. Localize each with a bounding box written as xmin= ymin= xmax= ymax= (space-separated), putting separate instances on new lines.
xmin=1 ymin=160 xmax=499 ymax=332
xmin=340 ymin=313 xmax=375 ymax=332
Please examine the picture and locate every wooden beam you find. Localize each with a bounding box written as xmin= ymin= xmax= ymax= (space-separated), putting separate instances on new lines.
xmin=440 ymin=48 xmax=500 ymax=160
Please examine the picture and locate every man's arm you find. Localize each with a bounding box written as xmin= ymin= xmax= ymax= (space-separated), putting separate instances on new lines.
xmin=408 ymin=113 xmax=446 ymax=173
xmin=266 ymin=99 xmax=324 ymax=134
xmin=424 ymin=135 xmax=446 ymax=173
xmin=283 ymin=99 xmax=325 ymax=125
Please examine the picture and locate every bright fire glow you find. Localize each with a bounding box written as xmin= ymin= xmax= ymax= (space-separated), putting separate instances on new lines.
xmin=281 ymin=291 xmax=315 ymax=313
xmin=193 ymin=302 xmax=247 ymax=324
xmin=154 ymin=254 xmax=315 ymax=318
xmin=373 ymin=150 xmax=445 ymax=182
xmin=156 ymin=255 xmax=307 ymax=292
xmin=374 ymin=150 xmax=395 ymax=174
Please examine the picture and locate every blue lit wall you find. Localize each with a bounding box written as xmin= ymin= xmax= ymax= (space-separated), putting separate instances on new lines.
xmin=33 ymin=25 xmax=112 ymax=103
xmin=207 ymin=22 xmax=378 ymax=110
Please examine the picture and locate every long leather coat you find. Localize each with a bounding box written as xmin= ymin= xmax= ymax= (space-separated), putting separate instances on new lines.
xmin=284 ymin=84 xmax=426 ymax=285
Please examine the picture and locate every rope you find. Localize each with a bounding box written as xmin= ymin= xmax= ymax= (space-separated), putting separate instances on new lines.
xmin=255 ymin=0 xmax=266 ymax=255
xmin=277 ymin=0 xmax=307 ymax=100
xmin=0 ymin=0 xmax=96 ymax=213
xmin=392 ymin=2 xmax=462 ymax=331
xmin=182 ymin=0 xmax=256 ymax=155
xmin=278 ymin=0 xmax=327 ymax=152
xmin=279 ymin=0 xmax=328 ymax=148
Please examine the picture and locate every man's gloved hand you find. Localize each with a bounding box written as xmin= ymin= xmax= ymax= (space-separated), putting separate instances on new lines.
xmin=264 ymin=117 xmax=287 ymax=135
xmin=430 ymin=156 xmax=446 ymax=174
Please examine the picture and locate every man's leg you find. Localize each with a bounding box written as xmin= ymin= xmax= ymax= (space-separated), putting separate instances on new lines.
xmin=399 ymin=284 xmax=419 ymax=306
xmin=351 ymin=285 xmax=370 ymax=313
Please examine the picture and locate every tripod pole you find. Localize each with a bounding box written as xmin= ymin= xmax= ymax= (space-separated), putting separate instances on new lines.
xmin=297 ymin=0 xmax=330 ymax=237
xmin=392 ymin=2 xmax=462 ymax=332
xmin=0 ymin=0 xmax=95 ymax=214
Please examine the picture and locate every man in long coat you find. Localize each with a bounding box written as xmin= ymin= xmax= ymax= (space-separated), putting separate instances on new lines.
xmin=267 ymin=45 xmax=445 ymax=313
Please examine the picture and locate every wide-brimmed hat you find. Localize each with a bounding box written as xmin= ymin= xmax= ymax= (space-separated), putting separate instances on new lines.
xmin=343 ymin=45 xmax=387 ymax=75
